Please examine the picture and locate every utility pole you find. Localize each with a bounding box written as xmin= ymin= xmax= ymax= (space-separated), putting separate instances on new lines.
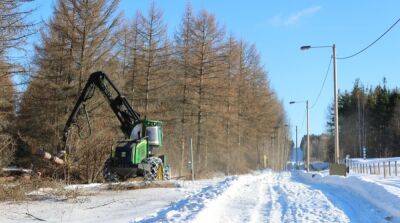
xmin=332 ymin=44 xmax=340 ymax=164
xmin=300 ymin=44 xmax=340 ymax=164
xmin=273 ymin=125 xmax=280 ymax=170
xmin=306 ymin=100 xmax=310 ymax=171
xmin=289 ymin=101 xmax=309 ymax=171
xmin=190 ymin=138 xmax=194 ymax=181
xmin=284 ymin=124 xmax=289 ymax=170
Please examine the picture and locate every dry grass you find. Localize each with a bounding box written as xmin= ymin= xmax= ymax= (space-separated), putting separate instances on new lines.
xmin=0 ymin=176 xmax=178 ymax=202
xmin=106 ymin=181 xmax=178 ymax=191
xmin=0 ymin=177 xmax=81 ymax=202
xmin=0 ymin=183 xmax=26 ymax=201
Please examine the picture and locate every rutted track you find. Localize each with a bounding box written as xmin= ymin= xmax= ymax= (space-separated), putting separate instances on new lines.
xmin=136 ymin=171 xmax=390 ymax=223
xmin=132 ymin=176 xmax=237 ymax=223
xmin=193 ymin=172 xmax=349 ymax=223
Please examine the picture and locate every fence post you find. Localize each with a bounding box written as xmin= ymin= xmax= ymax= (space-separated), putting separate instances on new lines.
xmin=389 ymin=161 xmax=391 ymax=176
xmin=349 ymin=160 xmax=353 ymax=171
xmin=369 ymin=164 xmax=372 ymax=174
xmin=395 ymin=161 xmax=398 ymax=176
xmin=372 ymin=163 xmax=375 ymax=174
xmin=351 ymin=161 xmax=353 ymax=173
xmin=383 ymin=162 xmax=386 ymax=178
xmin=378 ymin=163 xmax=380 ymax=175
xmin=349 ymin=161 xmax=353 ymax=172
xmin=350 ymin=161 xmax=353 ymax=173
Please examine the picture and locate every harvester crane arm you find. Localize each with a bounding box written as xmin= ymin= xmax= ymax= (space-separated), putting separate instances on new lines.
xmin=63 ymin=71 xmax=140 ymax=143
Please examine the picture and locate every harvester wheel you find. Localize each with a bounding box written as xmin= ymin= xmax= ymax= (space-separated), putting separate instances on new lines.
xmin=164 ymin=165 xmax=171 ymax=180
xmin=103 ymin=158 xmax=119 ymax=182
xmin=143 ymin=157 xmax=163 ymax=181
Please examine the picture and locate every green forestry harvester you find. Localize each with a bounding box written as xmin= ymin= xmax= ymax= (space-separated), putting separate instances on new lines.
xmin=63 ymin=71 xmax=169 ymax=182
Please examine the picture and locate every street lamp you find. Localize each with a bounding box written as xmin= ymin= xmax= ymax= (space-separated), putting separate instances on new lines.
xmin=300 ymin=44 xmax=340 ymax=164
xmin=300 ymin=45 xmax=311 ymax=50
xmin=290 ymin=100 xmax=310 ymax=171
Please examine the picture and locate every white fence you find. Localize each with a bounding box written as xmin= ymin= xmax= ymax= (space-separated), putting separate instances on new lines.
xmin=347 ymin=157 xmax=400 ymax=178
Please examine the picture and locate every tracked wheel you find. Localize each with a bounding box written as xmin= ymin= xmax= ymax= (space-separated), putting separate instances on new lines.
xmin=163 ymin=165 xmax=171 ymax=180
xmin=143 ymin=157 xmax=164 ymax=181
xmin=103 ymin=158 xmax=119 ymax=182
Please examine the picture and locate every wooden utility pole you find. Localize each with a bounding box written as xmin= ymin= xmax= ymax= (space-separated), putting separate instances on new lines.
xmin=190 ymin=138 xmax=195 ymax=181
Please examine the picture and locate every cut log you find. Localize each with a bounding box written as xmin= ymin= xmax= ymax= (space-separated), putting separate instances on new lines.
xmin=1 ymin=167 xmax=32 ymax=176
xmin=34 ymin=148 xmax=65 ymax=165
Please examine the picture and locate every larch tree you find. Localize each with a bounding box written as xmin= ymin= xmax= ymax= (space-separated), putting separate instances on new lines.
xmin=135 ymin=3 xmax=169 ymax=117
xmin=173 ymin=4 xmax=197 ymax=175
xmin=0 ymin=65 xmax=16 ymax=168
xmin=17 ymin=0 xmax=122 ymax=182
xmin=0 ymin=0 xmax=33 ymax=167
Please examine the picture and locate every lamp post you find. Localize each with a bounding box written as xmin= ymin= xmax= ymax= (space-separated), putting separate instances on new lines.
xmin=290 ymin=100 xmax=310 ymax=171
xmin=300 ymin=44 xmax=340 ymax=164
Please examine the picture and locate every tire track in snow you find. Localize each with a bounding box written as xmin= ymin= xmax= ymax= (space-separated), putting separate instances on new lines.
xmin=262 ymin=173 xmax=282 ymax=222
xmin=133 ymin=171 xmax=391 ymax=223
xmin=132 ymin=176 xmax=237 ymax=223
xmin=248 ymin=173 xmax=270 ymax=223
xmin=271 ymin=172 xmax=349 ymax=223
xmin=192 ymin=172 xmax=270 ymax=223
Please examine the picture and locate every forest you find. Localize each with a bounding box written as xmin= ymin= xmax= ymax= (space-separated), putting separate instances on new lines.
xmin=325 ymin=79 xmax=400 ymax=161
xmin=0 ymin=0 xmax=289 ymax=183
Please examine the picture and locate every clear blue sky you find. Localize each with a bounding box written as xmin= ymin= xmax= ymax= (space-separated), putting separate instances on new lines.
xmin=26 ymin=0 xmax=400 ymax=142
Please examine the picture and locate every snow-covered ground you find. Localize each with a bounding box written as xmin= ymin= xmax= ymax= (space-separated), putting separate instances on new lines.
xmin=1 ymin=170 xmax=399 ymax=223
xmin=0 ymin=179 xmax=216 ymax=223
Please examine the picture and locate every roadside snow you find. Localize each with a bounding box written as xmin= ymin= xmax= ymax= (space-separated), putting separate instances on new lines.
xmin=0 ymin=179 xmax=220 ymax=223
xmin=296 ymin=170 xmax=400 ymax=222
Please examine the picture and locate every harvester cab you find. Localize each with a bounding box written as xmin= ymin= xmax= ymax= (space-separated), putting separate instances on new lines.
xmin=130 ymin=119 xmax=163 ymax=153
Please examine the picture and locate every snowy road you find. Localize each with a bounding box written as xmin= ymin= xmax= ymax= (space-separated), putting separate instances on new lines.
xmin=137 ymin=171 xmax=393 ymax=223
xmin=1 ymin=171 xmax=396 ymax=223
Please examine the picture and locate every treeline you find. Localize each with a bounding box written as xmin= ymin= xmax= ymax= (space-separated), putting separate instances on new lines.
xmin=327 ymin=79 xmax=400 ymax=160
xmin=1 ymin=0 xmax=289 ymax=182
xmin=300 ymin=134 xmax=329 ymax=162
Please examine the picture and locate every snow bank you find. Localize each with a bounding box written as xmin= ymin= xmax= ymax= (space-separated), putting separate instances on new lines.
xmin=295 ymin=171 xmax=400 ymax=220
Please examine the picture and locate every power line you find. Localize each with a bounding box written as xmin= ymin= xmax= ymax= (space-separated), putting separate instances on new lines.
xmin=336 ymin=16 xmax=400 ymax=60
xmin=310 ymin=56 xmax=332 ymax=109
